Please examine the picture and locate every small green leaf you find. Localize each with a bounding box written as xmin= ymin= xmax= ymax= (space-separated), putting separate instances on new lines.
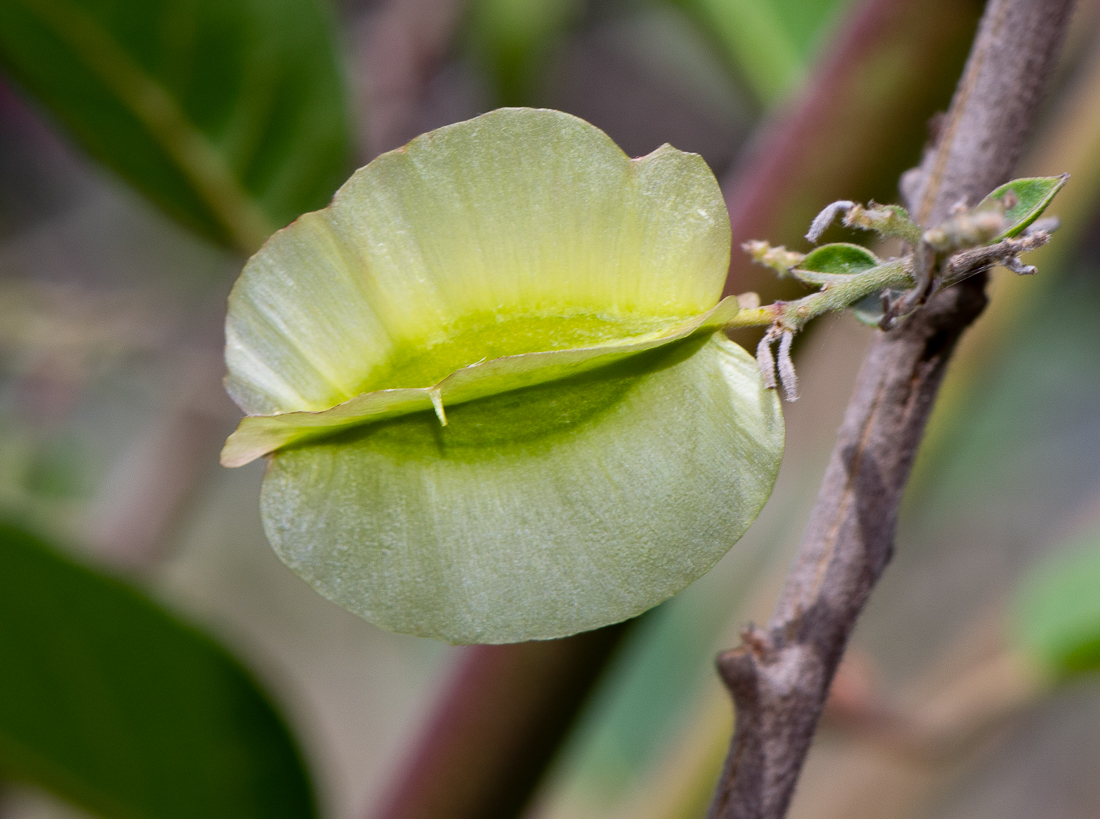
xmin=794 ymin=243 xmax=888 ymax=325
xmin=0 ymin=521 xmax=317 ymax=818
xmin=977 ymin=174 xmax=1069 ymax=241
xmin=793 ymin=242 xmax=879 ymax=285
xmin=1013 ymin=530 xmax=1100 ymax=678
xmin=0 ymin=0 xmax=351 ymax=253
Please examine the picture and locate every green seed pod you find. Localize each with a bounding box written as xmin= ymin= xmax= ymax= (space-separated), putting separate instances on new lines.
xmin=222 ymin=108 xmax=784 ymax=644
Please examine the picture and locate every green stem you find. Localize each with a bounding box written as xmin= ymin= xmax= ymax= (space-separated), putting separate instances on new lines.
xmin=724 ymin=259 xmax=912 ymax=331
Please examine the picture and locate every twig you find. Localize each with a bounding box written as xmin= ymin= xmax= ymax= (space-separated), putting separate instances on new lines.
xmin=707 ymin=2 xmax=1073 ymax=818
xmin=721 ymin=0 xmax=984 ymax=303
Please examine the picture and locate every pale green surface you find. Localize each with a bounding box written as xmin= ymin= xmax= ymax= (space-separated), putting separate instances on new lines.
xmin=260 ymin=335 xmax=783 ymax=644
xmin=224 ymin=108 xmax=731 ymax=418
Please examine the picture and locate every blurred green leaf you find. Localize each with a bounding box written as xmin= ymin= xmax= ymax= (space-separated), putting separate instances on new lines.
xmin=672 ymin=0 xmax=851 ymax=103
xmin=1013 ymin=530 xmax=1100 ymax=679
xmin=21 ymin=435 xmax=90 ymax=500
xmin=466 ymin=0 xmax=581 ymax=106
xmin=975 ymin=174 xmax=1069 ymax=241
xmin=0 ymin=0 xmax=351 ymax=253
xmin=675 ymin=0 xmax=802 ymax=103
xmin=0 ymin=520 xmax=317 ymax=819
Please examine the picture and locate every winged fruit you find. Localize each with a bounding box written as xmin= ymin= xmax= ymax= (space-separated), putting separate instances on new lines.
xmin=222 ymin=108 xmax=784 ymax=644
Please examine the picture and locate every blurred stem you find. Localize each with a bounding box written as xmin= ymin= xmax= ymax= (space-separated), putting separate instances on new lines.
xmin=708 ymin=1 xmax=1073 ymax=817
xmin=87 ymin=335 xmax=233 ymax=567
xmin=824 ymin=646 xmax=1050 ymax=762
xmin=367 ymin=624 xmax=630 ymax=819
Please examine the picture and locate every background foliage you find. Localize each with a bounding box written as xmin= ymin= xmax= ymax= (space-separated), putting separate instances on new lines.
xmin=3 ymin=0 xmax=1100 ymax=817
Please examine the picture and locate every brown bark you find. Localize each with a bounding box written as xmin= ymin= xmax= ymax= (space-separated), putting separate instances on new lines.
xmin=707 ymin=2 xmax=1074 ymax=817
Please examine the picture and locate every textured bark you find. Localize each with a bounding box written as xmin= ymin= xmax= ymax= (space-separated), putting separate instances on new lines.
xmin=708 ymin=1 xmax=1074 ymax=817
